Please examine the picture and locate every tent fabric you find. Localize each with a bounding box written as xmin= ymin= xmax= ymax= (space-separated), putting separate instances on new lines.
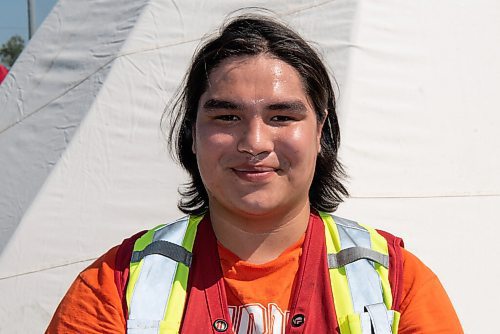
xmin=1 ymin=0 xmax=499 ymax=332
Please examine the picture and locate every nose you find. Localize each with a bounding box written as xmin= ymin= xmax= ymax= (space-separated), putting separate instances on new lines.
xmin=237 ymin=117 xmax=273 ymax=157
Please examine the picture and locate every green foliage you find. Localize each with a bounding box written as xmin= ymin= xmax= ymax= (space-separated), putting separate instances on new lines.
xmin=0 ymin=35 xmax=25 ymax=68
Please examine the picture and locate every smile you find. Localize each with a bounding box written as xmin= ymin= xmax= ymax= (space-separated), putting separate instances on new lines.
xmin=231 ymin=167 xmax=278 ymax=182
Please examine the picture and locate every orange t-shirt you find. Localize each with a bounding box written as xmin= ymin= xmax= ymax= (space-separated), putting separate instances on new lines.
xmin=46 ymin=240 xmax=463 ymax=333
xmin=219 ymin=236 xmax=305 ymax=333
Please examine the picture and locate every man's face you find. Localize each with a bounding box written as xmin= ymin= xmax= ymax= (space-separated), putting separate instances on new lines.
xmin=194 ymin=54 xmax=322 ymax=220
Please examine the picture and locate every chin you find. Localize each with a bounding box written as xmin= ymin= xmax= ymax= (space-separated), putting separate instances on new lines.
xmin=234 ymin=197 xmax=292 ymax=218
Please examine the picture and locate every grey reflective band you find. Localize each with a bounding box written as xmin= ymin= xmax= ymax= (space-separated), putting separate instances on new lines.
xmin=327 ymin=247 xmax=389 ymax=269
xmin=365 ymin=303 xmax=392 ymax=334
xmin=131 ymin=240 xmax=192 ymax=267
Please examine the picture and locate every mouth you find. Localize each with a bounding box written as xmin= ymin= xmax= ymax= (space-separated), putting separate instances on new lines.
xmin=231 ymin=166 xmax=278 ymax=182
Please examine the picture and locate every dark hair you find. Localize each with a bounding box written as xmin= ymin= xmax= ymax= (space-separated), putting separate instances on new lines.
xmin=167 ymin=13 xmax=348 ymax=215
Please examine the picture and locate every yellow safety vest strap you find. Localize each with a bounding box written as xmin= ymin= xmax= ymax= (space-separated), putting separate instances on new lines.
xmin=162 ymin=215 xmax=202 ymax=332
xmin=319 ymin=212 xmax=399 ymax=334
xmin=126 ymin=215 xmax=203 ymax=334
xmin=126 ymin=213 xmax=399 ymax=333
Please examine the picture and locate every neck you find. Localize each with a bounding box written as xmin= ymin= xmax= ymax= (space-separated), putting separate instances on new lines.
xmin=209 ymin=201 xmax=311 ymax=264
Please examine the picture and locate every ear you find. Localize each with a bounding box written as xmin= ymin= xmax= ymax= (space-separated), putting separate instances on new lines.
xmin=317 ymin=110 xmax=327 ymax=153
xmin=191 ymin=126 xmax=196 ymax=154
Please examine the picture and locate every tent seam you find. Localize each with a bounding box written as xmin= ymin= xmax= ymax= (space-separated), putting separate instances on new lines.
xmin=0 ymin=257 xmax=97 ymax=280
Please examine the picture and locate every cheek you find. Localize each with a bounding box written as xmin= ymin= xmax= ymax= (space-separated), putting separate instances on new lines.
xmin=199 ymin=132 xmax=227 ymax=148
xmin=196 ymin=125 xmax=227 ymax=149
xmin=287 ymin=126 xmax=320 ymax=154
xmin=195 ymin=127 xmax=236 ymax=166
xmin=275 ymin=127 xmax=319 ymax=170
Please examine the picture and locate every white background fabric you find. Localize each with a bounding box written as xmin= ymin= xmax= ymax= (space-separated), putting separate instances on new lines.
xmin=0 ymin=0 xmax=498 ymax=332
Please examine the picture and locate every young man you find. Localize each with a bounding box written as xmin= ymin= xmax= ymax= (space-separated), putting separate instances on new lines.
xmin=47 ymin=14 xmax=462 ymax=333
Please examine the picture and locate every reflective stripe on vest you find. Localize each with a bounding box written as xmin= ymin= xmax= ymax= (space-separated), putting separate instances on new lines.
xmin=125 ymin=213 xmax=400 ymax=333
xmin=320 ymin=212 xmax=400 ymax=333
xmin=126 ymin=215 xmax=203 ymax=333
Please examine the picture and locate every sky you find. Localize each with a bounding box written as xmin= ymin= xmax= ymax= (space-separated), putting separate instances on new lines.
xmin=0 ymin=0 xmax=58 ymax=46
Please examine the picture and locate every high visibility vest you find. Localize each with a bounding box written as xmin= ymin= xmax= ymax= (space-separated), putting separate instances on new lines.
xmin=125 ymin=213 xmax=401 ymax=334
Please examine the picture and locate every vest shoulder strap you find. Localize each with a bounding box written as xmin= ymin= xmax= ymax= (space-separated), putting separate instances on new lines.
xmin=320 ymin=212 xmax=403 ymax=334
xmin=115 ymin=214 xmax=406 ymax=334
xmin=125 ymin=216 xmax=203 ymax=333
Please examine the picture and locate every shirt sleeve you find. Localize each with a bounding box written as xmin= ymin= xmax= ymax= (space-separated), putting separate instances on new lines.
xmin=45 ymin=246 xmax=126 ymax=334
xmin=398 ymin=248 xmax=463 ymax=333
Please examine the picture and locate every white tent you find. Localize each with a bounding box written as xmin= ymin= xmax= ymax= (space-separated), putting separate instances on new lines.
xmin=1 ymin=0 xmax=498 ymax=332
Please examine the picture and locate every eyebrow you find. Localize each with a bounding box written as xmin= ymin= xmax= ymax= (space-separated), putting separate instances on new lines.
xmin=202 ymin=99 xmax=308 ymax=113
xmin=267 ymin=101 xmax=307 ymax=113
xmin=202 ymin=99 xmax=239 ymax=110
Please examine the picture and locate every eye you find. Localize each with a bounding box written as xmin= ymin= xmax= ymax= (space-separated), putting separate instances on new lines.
xmin=271 ymin=115 xmax=295 ymax=122
xmin=214 ymin=115 xmax=240 ymax=122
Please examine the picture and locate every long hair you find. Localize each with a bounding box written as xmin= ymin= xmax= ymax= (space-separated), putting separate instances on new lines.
xmin=166 ymin=13 xmax=348 ymax=215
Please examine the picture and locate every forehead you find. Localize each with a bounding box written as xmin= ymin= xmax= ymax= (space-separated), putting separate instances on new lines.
xmin=201 ymin=54 xmax=310 ymax=104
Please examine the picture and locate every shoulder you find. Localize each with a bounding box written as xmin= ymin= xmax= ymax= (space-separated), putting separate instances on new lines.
xmin=368 ymin=226 xmax=463 ymax=332
xmin=46 ymin=246 xmax=126 ymax=333
xmin=398 ymin=249 xmax=463 ymax=333
xmin=46 ymin=230 xmax=148 ymax=333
